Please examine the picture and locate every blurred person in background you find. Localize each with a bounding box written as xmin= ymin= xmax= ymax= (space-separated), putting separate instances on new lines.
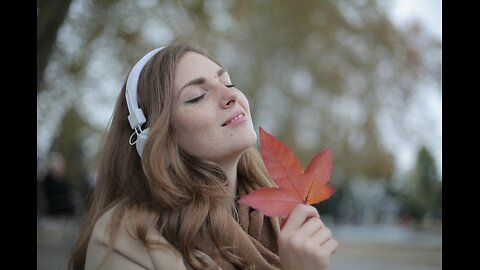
xmin=69 ymin=42 xmax=337 ymax=270
xmin=41 ymin=151 xmax=75 ymax=217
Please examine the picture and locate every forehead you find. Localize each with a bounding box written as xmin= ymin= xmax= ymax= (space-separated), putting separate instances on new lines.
xmin=174 ymin=52 xmax=222 ymax=87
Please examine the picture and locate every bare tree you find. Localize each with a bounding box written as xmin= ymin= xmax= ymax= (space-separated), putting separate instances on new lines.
xmin=37 ymin=0 xmax=74 ymax=93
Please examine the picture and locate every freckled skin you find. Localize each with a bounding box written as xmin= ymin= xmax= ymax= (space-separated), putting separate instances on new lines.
xmin=171 ymin=52 xmax=257 ymax=165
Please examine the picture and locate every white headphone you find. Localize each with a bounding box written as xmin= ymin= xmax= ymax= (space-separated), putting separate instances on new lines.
xmin=125 ymin=47 xmax=165 ymax=158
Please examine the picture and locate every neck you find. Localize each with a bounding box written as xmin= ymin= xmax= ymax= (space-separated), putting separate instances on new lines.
xmin=217 ymin=156 xmax=241 ymax=200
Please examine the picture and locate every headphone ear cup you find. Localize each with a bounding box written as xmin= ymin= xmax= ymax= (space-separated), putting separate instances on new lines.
xmin=135 ymin=128 xmax=149 ymax=157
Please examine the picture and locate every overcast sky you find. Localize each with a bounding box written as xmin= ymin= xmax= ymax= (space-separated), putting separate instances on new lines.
xmin=390 ymin=0 xmax=442 ymax=40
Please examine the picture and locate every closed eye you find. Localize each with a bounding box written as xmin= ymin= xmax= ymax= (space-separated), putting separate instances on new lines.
xmin=226 ymin=84 xmax=235 ymax=88
xmin=185 ymin=93 xmax=206 ymax=103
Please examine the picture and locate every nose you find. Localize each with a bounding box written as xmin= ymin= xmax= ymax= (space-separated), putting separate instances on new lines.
xmin=219 ymin=86 xmax=237 ymax=108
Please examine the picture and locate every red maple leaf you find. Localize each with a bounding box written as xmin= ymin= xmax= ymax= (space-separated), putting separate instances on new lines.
xmin=239 ymin=127 xmax=335 ymax=220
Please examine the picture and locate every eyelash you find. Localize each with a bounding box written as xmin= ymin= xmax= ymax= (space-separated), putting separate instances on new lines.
xmin=185 ymin=84 xmax=236 ymax=104
xmin=186 ymin=93 xmax=206 ymax=103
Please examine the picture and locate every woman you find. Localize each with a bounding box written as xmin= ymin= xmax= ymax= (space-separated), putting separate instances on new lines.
xmin=69 ymin=42 xmax=337 ymax=270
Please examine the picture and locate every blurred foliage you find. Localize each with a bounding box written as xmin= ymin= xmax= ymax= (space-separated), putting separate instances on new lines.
xmin=398 ymin=146 xmax=442 ymax=223
xmin=37 ymin=0 xmax=441 ymax=223
xmin=49 ymin=107 xmax=93 ymax=188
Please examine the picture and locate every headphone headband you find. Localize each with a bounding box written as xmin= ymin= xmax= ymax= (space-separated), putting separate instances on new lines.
xmin=125 ymin=47 xmax=165 ymax=129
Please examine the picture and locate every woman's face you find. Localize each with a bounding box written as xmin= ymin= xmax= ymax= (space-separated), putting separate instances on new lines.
xmin=172 ymin=52 xmax=257 ymax=165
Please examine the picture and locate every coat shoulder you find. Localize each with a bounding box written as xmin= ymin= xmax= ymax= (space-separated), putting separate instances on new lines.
xmin=85 ymin=204 xmax=188 ymax=270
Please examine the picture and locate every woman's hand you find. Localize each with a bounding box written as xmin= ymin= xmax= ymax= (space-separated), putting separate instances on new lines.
xmin=277 ymin=204 xmax=338 ymax=270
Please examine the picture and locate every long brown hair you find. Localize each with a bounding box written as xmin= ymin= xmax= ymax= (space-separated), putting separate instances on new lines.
xmin=69 ymin=42 xmax=275 ymax=270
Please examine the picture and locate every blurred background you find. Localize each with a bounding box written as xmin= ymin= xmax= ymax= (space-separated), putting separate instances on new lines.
xmin=37 ymin=0 xmax=442 ymax=269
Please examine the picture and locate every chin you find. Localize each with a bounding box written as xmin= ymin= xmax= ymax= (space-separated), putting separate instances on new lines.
xmin=231 ymin=129 xmax=257 ymax=155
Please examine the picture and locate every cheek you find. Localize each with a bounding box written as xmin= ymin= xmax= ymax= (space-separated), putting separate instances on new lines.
xmin=173 ymin=109 xmax=216 ymax=147
xmin=176 ymin=112 xmax=210 ymax=134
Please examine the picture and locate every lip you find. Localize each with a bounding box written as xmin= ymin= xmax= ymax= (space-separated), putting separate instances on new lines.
xmin=221 ymin=110 xmax=247 ymax=127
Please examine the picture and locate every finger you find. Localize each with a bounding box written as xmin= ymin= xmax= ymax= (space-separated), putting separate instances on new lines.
xmin=310 ymin=226 xmax=332 ymax=246
xmin=293 ymin=216 xmax=325 ymax=239
xmin=320 ymin=238 xmax=338 ymax=256
xmin=281 ymin=204 xmax=319 ymax=233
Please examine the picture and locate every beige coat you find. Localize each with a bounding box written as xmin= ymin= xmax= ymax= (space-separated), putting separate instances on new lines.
xmin=84 ymin=205 xmax=216 ymax=270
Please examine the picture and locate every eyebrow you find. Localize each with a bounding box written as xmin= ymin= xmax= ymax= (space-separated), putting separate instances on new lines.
xmin=180 ymin=68 xmax=226 ymax=92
